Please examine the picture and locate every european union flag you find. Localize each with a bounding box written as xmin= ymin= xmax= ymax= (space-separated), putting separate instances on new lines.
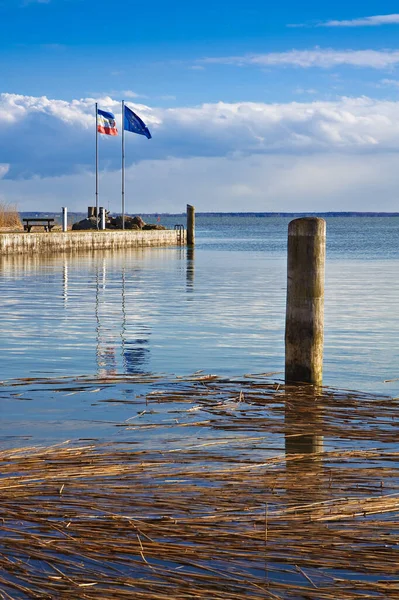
xmin=124 ymin=105 xmax=152 ymax=139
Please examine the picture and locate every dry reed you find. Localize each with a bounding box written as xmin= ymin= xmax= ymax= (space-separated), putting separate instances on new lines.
xmin=0 ymin=374 xmax=398 ymax=599
xmin=0 ymin=201 xmax=22 ymax=230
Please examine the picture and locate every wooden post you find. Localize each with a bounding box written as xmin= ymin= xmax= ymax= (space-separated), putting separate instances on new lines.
xmin=187 ymin=204 xmax=195 ymax=246
xmin=100 ymin=207 xmax=106 ymax=230
xmin=285 ymin=217 xmax=326 ymax=385
xmin=62 ymin=207 xmax=68 ymax=232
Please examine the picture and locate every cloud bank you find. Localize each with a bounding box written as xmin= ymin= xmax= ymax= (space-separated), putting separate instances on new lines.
xmin=2 ymin=93 xmax=399 ymax=212
xmin=2 ymin=153 xmax=399 ymax=214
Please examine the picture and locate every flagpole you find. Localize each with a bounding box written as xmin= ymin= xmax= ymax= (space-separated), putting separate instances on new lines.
xmin=122 ymin=100 xmax=125 ymax=230
xmin=95 ymin=102 xmax=99 ymax=230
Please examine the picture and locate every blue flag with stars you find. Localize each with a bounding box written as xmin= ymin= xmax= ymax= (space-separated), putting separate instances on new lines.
xmin=124 ymin=105 xmax=152 ymax=139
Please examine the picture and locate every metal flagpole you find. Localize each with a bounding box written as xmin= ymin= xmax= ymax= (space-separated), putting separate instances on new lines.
xmin=122 ymin=100 xmax=125 ymax=230
xmin=95 ymin=102 xmax=99 ymax=230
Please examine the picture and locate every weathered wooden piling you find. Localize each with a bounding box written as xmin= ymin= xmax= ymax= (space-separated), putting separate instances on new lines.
xmin=186 ymin=204 xmax=195 ymax=246
xmin=285 ymin=217 xmax=326 ymax=385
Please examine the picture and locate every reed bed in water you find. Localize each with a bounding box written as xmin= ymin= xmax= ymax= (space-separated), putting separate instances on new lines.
xmin=0 ymin=374 xmax=398 ymax=599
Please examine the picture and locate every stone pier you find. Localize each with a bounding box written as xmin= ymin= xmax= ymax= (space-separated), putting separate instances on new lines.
xmin=0 ymin=229 xmax=186 ymax=255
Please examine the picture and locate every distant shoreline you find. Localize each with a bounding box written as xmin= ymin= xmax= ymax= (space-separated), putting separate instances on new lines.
xmin=188 ymin=212 xmax=399 ymax=217
xmin=19 ymin=211 xmax=399 ymax=218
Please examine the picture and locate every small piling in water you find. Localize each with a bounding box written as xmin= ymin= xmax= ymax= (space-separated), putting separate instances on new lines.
xmin=285 ymin=217 xmax=326 ymax=385
xmin=187 ymin=204 xmax=195 ymax=246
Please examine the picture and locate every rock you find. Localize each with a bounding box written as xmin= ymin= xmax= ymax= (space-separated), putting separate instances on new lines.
xmin=71 ymin=214 xmax=147 ymax=231
xmin=110 ymin=215 xmax=145 ymax=229
xmin=124 ymin=223 xmax=141 ymax=230
xmin=142 ymin=224 xmax=167 ymax=230
xmin=72 ymin=217 xmax=98 ymax=230
xmin=131 ymin=216 xmax=146 ymax=228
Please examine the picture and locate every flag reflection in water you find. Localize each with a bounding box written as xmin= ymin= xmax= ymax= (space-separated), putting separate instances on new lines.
xmin=95 ymin=260 xmax=150 ymax=376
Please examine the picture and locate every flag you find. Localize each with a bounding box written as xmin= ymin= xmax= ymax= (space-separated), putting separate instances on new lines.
xmin=124 ymin=105 xmax=152 ymax=139
xmin=97 ymin=109 xmax=118 ymax=136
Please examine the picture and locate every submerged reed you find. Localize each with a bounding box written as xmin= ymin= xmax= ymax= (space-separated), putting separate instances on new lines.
xmin=0 ymin=374 xmax=398 ymax=599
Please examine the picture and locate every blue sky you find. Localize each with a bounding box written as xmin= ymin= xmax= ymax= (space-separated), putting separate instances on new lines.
xmin=2 ymin=0 xmax=399 ymax=212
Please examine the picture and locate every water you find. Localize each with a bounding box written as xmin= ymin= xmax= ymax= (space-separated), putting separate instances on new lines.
xmin=1 ymin=215 xmax=399 ymax=443
xmin=0 ymin=216 xmax=398 ymax=596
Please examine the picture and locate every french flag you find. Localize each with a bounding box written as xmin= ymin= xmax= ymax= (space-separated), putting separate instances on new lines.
xmin=97 ymin=109 xmax=118 ymax=136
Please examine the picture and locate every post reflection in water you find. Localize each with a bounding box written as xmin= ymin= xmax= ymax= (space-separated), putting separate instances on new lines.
xmin=120 ymin=266 xmax=127 ymax=373
xmin=186 ymin=246 xmax=195 ymax=296
xmin=63 ymin=259 xmax=68 ymax=306
xmin=95 ymin=257 xmax=150 ymax=377
xmin=284 ymin=388 xmax=325 ymax=504
xmin=95 ymin=259 xmax=117 ymax=377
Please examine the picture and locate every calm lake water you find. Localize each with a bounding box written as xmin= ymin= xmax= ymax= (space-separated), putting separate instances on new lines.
xmin=1 ymin=215 xmax=399 ymax=444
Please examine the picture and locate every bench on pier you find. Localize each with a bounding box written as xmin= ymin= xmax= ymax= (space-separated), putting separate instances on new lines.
xmin=23 ymin=218 xmax=55 ymax=233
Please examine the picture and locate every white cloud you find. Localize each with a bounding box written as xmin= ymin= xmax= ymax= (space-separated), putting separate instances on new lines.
xmin=380 ymin=79 xmax=399 ymax=88
xmin=0 ymin=93 xmax=94 ymax=127
xmin=3 ymin=93 xmax=399 ymax=211
xmin=22 ymin=0 xmax=50 ymax=4
xmin=2 ymin=0 xmax=50 ymax=5
xmin=294 ymin=88 xmax=318 ymax=95
xmin=88 ymin=90 xmax=147 ymax=101
xmin=109 ymin=90 xmax=147 ymax=99
xmin=202 ymin=48 xmax=399 ymax=69
xmin=0 ymin=93 xmax=159 ymax=178
xmin=122 ymin=90 xmax=142 ymax=98
xmin=321 ymin=14 xmax=399 ymax=27
xmin=0 ymin=164 xmax=9 ymax=179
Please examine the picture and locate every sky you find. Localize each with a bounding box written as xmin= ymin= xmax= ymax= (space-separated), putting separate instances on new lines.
xmin=2 ymin=0 xmax=399 ymax=213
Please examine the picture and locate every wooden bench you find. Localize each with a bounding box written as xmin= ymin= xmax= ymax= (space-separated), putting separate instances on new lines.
xmin=23 ymin=218 xmax=55 ymax=232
